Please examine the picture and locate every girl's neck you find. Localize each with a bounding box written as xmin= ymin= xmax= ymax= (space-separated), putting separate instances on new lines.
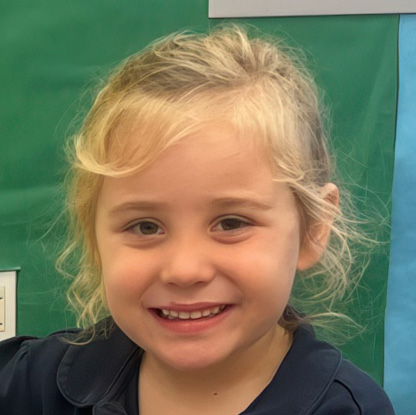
xmin=138 ymin=326 xmax=292 ymax=415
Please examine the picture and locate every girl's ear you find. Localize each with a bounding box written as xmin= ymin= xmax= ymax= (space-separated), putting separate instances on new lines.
xmin=297 ymin=183 xmax=339 ymax=271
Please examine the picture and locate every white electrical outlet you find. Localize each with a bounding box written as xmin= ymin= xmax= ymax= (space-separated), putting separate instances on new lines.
xmin=0 ymin=270 xmax=17 ymax=341
xmin=0 ymin=286 xmax=4 ymax=332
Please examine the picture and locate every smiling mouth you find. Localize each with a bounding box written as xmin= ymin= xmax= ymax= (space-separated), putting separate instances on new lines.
xmin=156 ymin=305 xmax=227 ymax=321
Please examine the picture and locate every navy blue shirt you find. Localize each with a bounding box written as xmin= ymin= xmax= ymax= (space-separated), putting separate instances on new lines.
xmin=0 ymin=322 xmax=395 ymax=414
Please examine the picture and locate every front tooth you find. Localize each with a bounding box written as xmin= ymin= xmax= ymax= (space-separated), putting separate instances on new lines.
xmin=179 ymin=311 xmax=191 ymax=319
xmin=190 ymin=311 xmax=202 ymax=319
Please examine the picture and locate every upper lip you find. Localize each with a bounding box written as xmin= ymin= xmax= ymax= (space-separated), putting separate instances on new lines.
xmin=152 ymin=302 xmax=228 ymax=312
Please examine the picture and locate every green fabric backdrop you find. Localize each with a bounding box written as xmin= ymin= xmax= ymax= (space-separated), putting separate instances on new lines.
xmin=0 ymin=0 xmax=397 ymax=384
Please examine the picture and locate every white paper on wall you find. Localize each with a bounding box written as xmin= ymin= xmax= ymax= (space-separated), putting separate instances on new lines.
xmin=209 ymin=0 xmax=416 ymax=18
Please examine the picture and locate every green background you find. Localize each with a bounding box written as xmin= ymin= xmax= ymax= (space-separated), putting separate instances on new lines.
xmin=0 ymin=0 xmax=397 ymax=384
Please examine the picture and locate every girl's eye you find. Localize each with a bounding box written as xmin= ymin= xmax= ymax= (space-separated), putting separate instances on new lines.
xmin=216 ymin=217 xmax=250 ymax=231
xmin=130 ymin=221 xmax=163 ymax=236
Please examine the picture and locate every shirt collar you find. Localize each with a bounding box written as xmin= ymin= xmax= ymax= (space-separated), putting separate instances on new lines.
xmin=57 ymin=319 xmax=141 ymax=410
xmin=56 ymin=321 xmax=341 ymax=414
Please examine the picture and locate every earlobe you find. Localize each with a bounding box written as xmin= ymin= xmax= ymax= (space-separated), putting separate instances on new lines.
xmin=297 ymin=183 xmax=339 ymax=271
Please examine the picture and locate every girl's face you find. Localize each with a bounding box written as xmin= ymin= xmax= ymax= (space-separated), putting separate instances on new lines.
xmin=95 ymin=123 xmax=306 ymax=372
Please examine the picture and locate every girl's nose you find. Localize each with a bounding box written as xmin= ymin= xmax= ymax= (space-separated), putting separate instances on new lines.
xmin=160 ymin=238 xmax=216 ymax=287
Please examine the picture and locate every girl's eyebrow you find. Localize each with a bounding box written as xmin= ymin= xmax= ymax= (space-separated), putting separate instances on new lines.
xmin=108 ymin=201 xmax=167 ymax=216
xmin=107 ymin=197 xmax=273 ymax=217
xmin=210 ymin=197 xmax=274 ymax=211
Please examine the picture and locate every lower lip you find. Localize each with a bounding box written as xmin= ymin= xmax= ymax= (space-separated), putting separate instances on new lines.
xmin=150 ymin=306 xmax=232 ymax=334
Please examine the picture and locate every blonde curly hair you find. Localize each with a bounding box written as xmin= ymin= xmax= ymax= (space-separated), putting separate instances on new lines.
xmin=58 ymin=24 xmax=361 ymax=335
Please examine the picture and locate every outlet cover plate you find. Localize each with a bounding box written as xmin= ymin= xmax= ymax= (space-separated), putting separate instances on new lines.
xmin=0 ymin=270 xmax=17 ymax=341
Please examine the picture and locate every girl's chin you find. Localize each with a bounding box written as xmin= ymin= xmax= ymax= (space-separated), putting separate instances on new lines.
xmin=144 ymin=346 xmax=234 ymax=373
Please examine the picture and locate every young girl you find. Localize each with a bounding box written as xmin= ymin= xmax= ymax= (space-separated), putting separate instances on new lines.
xmin=0 ymin=25 xmax=394 ymax=414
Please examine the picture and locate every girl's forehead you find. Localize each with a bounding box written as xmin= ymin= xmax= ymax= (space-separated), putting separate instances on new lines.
xmin=99 ymin=123 xmax=279 ymax=198
xmin=109 ymin=117 xmax=273 ymax=177
xmin=158 ymin=124 xmax=269 ymax=168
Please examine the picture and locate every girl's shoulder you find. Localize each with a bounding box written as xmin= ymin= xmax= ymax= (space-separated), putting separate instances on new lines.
xmin=325 ymin=357 xmax=395 ymax=415
xmin=0 ymin=329 xmax=80 ymax=414
xmin=243 ymin=325 xmax=395 ymax=415
xmin=0 ymin=328 xmax=79 ymax=372
xmin=0 ymin=317 xmax=120 ymax=375
xmin=0 ymin=321 xmax=140 ymax=415
xmin=292 ymin=326 xmax=395 ymax=414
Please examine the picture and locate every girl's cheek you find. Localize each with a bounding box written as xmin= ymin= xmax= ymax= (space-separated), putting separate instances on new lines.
xmin=102 ymin=252 xmax=153 ymax=295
